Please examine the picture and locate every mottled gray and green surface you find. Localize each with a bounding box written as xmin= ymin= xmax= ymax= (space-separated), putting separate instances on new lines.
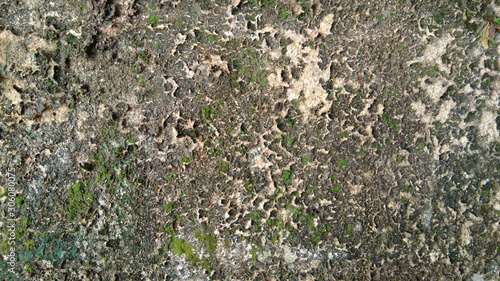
xmin=1 ymin=0 xmax=500 ymax=280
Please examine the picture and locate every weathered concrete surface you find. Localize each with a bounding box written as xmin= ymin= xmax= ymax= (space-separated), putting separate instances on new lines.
xmin=0 ymin=0 xmax=499 ymax=280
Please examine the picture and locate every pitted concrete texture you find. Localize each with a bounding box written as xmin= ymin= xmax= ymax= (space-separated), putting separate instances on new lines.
xmin=0 ymin=0 xmax=499 ymax=280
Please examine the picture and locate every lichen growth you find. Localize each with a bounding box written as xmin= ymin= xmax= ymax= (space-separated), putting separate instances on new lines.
xmin=66 ymin=181 xmax=93 ymax=220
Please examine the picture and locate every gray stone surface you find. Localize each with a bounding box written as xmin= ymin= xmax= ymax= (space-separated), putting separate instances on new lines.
xmin=0 ymin=0 xmax=499 ymax=280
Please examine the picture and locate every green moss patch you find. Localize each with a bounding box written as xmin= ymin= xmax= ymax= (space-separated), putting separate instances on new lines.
xmin=171 ymin=237 xmax=200 ymax=265
xmin=66 ymin=181 xmax=93 ymax=220
xmin=194 ymin=230 xmax=217 ymax=252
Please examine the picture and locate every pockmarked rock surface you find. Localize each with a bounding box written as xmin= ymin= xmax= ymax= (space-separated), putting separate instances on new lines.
xmin=1 ymin=0 xmax=499 ymax=280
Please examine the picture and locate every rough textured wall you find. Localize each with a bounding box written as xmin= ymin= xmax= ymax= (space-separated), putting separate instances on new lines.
xmin=0 ymin=0 xmax=499 ymax=280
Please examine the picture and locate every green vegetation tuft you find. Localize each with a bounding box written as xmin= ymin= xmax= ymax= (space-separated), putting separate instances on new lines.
xmin=137 ymin=51 xmax=148 ymax=62
xmin=171 ymin=237 xmax=199 ymax=265
xmin=300 ymin=0 xmax=310 ymax=14
xmin=66 ymin=181 xmax=93 ymax=220
xmin=148 ymin=14 xmax=159 ymax=26
xmin=114 ymin=147 xmax=122 ymax=157
xmin=382 ymin=113 xmax=398 ymax=129
xmin=312 ymin=235 xmax=319 ymax=245
xmin=219 ymin=160 xmax=229 ymax=172
xmin=202 ymin=257 xmax=212 ymax=273
xmin=331 ymin=184 xmax=341 ymax=193
xmin=279 ymin=7 xmax=289 ymax=19
xmin=24 ymin=239 xmax=34 ymax=250
xmin=345 ymin=222 xmax=353 ymax=235
xmin=202 ymin=105 xmax=214 ymax=120
xmin=163 ymin=201 xmax=177 ymax=212
xmin=251 ymin=211 xmax=262 ymax=220
xmin=95 ymin=166 xmax=111 ymax=183
xmin=139 ymin=76 xmax=146 ymax=87
xmin=15 ymin=195 xmax=25 ymax=206
xmin=307 ymin=212 xmax=315 ymax=230
xmin=283 ymin=170 xmax=292 ymax=184
xmin=194 ymin=230 xmax=217 ymax=252
xmin=130 ymin=64 xmax=139 ymax=73
xmin=251 ymin=248 xmax=258 ymax=262
xmin=0 ymin=188 xmax=8 ymax=197
xmin=229 ymin=48 xmax=268 ymax=88
xmin=181 ymin=155 xmax=191 ymax=163
xmin=418 ymin=141 xmax=425 ymax=149
xmin=165 ymin=224 xmax=177 ymax=236
xmin=207 ymin=34 xmax=219 ymax=43
xmin=25 ymin=263 xmax=33 ymax=272
xmin=270 ymin=232 xmax=279 ymax=243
